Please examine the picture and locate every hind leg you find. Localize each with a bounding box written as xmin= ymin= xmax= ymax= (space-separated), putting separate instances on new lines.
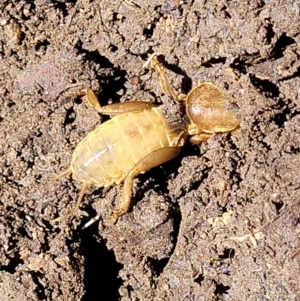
xmin=50 ymin=167 xmax=72 ymax=181
xmin=50 ymin=168 xmax=89 ymax=223
xmin=51 ymin=182 xmax=89 ymax=223
xmin=110 ymin=146 xmax=181 ymax=222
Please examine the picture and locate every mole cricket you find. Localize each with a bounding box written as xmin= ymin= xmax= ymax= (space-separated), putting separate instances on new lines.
xmin=51 ymin=55 xmax=240 ymax=223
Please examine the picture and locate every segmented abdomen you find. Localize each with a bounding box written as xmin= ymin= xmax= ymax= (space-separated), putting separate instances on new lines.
xmin=70 ymin=107 xmax=177 ymax=187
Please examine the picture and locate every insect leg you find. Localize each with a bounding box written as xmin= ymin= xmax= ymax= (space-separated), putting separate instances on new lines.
xmin=110 ymin=146 xmax=181 ymax=222
xmin=51 ymin=182 xmax=88 ymax=223
xmin=148 ymin=56 xmax=180 ymax=100
xmin=189 ymin=133 xmax=214 ymax=144
xmin=50 ymin=167 xmax=72 ymax=181
xmin=97 ymin=101 xmax=156 ymax=116
xmin=67 ymin=88 xmax=156 ymax=115
xmin=66 ymin=88 xmax=102 ymax=112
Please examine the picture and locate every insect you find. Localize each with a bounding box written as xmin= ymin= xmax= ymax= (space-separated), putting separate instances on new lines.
xmin=51 ymin=55 xmax=240 ymax=223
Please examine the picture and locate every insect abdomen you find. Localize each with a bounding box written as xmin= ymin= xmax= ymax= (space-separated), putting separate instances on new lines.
xmin=70 ymin=108 xmax=174 ymax=187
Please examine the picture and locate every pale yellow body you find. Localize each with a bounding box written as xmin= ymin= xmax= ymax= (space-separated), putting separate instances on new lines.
xmin=71 ymin=107 xmax=186 ymax=187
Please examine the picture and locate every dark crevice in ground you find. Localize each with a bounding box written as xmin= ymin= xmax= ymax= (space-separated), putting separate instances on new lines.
xmin=143 ymin=5 xmax=162 ymax=38
xmin=35 ymin=40 xmax=50 ymax=52
xmin=194 ymin=273 xmax=205 ymax=285
xmin=149 ymin=257 xmax=169 ymax=277
xmin=279 ymin=66 xmax=300 ymax=81
xmin=31 ymin=272 xmax=47 ymax=300
xmin=271 ymin=99 xmax=294 ymax=127
xmin=219 ymin=248 xmax=235 ymax=260
xmin=201 ymin=57 xmax=227 ymax=68
xmin=52 ymin=0 xmax=77 ymax=18
xmin=76 ymin=47 xmax=114 ymax=69
xmin=63 ymin=105 xmax=76 ymax=126
xmin=214 ymin=282 xmax=230 ymax=296
xmin=156 ymin=54 xmax=192 ymax=94
xmin=265 ymin=22 xmax=275 ymax=45
xmin=0 ymin=252 xmax=24 ymax=274
xmin=229 ymin=54 xmax=259 ymax=75
xmin=230 ymin=33 xmax=296 ymax=77
xmin=74 ymin=42 xmax=128 ymax=105
xmin=270 ymin=33 xmax=296 ymax=60
xmin=80 ymin=226 xmax=123 ymax=301
xmin=249 ymin=74 xmax=280 ymax=97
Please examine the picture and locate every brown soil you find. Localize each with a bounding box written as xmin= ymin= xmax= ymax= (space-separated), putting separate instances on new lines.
xmin=1 ymin=0 xmax=300 ymax=300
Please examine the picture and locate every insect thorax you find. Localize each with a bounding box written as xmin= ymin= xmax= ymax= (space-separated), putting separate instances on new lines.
xmin=159 ymin=95 xmax=187 ymax=134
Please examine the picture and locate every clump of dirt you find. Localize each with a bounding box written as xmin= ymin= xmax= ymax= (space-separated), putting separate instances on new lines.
xmin=0 ymin=0 xmax=299 ymax=300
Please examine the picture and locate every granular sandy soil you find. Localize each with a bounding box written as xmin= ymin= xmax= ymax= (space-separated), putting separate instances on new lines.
xmin=1 ymin=0 xmax=300 ymax=300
